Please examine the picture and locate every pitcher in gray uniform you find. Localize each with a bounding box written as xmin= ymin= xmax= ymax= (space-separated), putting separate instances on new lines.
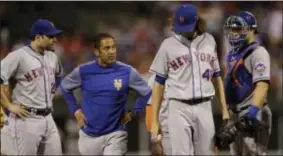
xmin=0 ymin=19 xmax=63 ymax=155
xmin=223 ymin=12 xmax=272 ymax=155
xmin=149 ymin=4 xmax=230 ymax=155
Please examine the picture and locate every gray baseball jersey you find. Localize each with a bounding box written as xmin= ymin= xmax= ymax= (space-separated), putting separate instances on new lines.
xmin=0 ymin=46 xmax=63 ymax=155
xmin=225 ymin=46 xmax=270 ymax=111
xmin=225 ymin=45 xmax=272 ymax=155
xmin=150 ymin=32 xmax=220 ymax=99
xmin=0 ymin=46 xmax=63 ymax=109
xmin=149 ymin=32 xmax=220 ymax=155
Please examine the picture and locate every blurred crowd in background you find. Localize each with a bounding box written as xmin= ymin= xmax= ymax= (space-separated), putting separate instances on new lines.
xmin=0 ymin=1 xmax=282 ymax=154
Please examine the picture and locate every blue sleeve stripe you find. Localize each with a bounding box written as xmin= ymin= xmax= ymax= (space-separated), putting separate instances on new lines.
xmin=213 ymin=71 xmax=221 ymax=77
xmin=55 ymin=76 xmax=62 ymax=89
xmin=149 ymin=69 xmax=167 ymax=78
xmin=155 ymin=75 xmax=167 ymax=85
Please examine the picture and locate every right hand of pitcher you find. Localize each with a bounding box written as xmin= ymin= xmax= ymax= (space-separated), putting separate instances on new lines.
xmin=151 ymin=121 xmax=161 ymax=143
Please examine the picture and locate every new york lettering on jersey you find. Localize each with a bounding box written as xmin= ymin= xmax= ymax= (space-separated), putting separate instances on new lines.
xmin=150 ymin=32 xmax=220 ymax=99
xmin=0 ymin=46 xmax=63 ymax=108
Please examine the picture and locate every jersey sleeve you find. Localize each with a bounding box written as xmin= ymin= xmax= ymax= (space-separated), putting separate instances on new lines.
xmin=250 ymin=47 xmax=270 ymax=83
xmin=129 ymin=67 xmax=151 ymax=96
xmin=60 ymin=67 xmax=82 ymax=92
xmin=149 ymin=41 xmax=169 ymax=78
xmin=55 ymin=57 xmax=64 ymax=77
xmin=0 ymin=52 xmax=20 ymax=84
xmin=211 ymin=47 xmax=221 ymax=77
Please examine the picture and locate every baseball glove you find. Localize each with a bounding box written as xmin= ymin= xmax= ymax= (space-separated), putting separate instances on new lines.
xmin=214 ymin=119 xmax=236 ymax=148
xmin=151 ymin=141 xmax=163 ymax=156
xmin=214 ymin=117 xmax=267 ymax=148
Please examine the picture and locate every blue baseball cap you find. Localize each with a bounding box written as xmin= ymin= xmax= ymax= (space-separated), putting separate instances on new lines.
xmin=238 ymin=11 xmax=257 ymax=29
xmin=173 ymin=4 xmax=198 ymax=33
xmin=30 ymin=19 xmax=63 ymax=37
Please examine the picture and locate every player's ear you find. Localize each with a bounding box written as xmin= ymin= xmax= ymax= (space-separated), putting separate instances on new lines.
xmin=34 ymin=34 xmax=41 ymax=41
xmin=94 ymin=48 xmax=99 ymax=57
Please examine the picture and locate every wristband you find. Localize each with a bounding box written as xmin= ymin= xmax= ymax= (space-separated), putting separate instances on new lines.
xmin=247 ymin=105 xmax=260 ymax=120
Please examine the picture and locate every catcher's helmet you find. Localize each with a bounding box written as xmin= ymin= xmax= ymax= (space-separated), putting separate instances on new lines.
xmin=223 ymin=15 xmax=250 ymax=53
xmin=238 ymin=11 xmax=258 ymax=32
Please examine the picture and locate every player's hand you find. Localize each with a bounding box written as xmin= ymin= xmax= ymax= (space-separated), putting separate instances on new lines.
xmin=151 ymin=121 xmax=161 ymax=142
xmin=151 ymin=141 xmax=164 ymax=156
xmin=222 ymin=108 xmax=230 ymax=120
xmin=121 ymin=111 xmax=132 ymax=125
xmin=214 ymin=146 xmax=219 ymax=156
xmin=74 ymin=109 xmax=86 ymax=128
xmin=8 ymin=104 xmax=30 ymax=119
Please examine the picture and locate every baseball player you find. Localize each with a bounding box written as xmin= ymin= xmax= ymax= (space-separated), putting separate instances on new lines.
xmin=0 ymin=19 xmax=63 ymax=155
xmin=60 ymin=33 xmax=151 ymax=155
xmin=145 ymin=74 xmax=171 ymax=155
xmin=149 ymin=4 xmax=230 ymax=155
xmin=223 ymin=12 xmax=272 ymax=155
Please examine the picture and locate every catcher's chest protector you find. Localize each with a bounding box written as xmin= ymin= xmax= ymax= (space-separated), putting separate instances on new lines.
xmin=224 ymin=42 xmax=260 ymax=105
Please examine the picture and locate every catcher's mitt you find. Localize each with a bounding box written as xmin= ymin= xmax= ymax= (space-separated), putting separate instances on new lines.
xmin=151 ymin=141 xmax=163 ymax=156
xmin=214 ymin=119 xmax=236 ymax=148
xmin=214 ymin=117 xmax=267 ymax=148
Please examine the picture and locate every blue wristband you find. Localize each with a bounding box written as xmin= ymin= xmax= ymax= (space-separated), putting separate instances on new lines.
xmin=247 ymin=105 xmax=260 ymax=120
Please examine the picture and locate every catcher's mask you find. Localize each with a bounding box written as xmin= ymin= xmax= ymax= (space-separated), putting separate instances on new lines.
xmin=223 ymin=15 xmax=250 ymax=53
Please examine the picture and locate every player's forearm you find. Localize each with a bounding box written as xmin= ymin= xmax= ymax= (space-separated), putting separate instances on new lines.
xmin=132 ymin=90 xmax=152 ymax=115
xmin=252 ymin=81 xmax=269 ymax=108
xmin=213 ymin=77 xmax=228 ymax=113
xmin=151 ymin=83 xmax=164 ymax=123
xmin=59 ymin=87 xmax=80 ymax=115
xmin=0 ymin=85 xmax=13 ymax=109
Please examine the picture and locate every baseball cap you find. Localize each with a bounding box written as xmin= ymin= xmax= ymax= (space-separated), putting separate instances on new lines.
xmin=238 ymin=11 xmax=258 ymax=33
xmin=30 ymin=19 xmax=63 ymax=37
xmin=173 ymin=4 xmax=198 ymax=33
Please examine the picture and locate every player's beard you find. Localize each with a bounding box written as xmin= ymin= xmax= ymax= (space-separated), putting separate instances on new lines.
xmin=46 ymin=44 xmax=55 ymax=52
xmin=184 ymin=31 xmax=197 ymax=40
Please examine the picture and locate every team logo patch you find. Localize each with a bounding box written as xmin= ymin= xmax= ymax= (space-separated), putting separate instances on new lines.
xmin=114 ymin=79 xmax=122 ymax=91
xmin=254 ymin=62 xmax=266 ymax=73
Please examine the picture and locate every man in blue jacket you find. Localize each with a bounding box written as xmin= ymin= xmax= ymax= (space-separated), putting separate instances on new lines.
xmin=60 ymin=33 xmax=151 ymax=155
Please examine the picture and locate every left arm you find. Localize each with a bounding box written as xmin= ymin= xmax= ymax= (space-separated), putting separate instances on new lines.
xmin=251 ymin=81 xmax=269 ymax=108
xmin=213 ymin=77 xmax=229 ymax=120
xmin=247 ymin=48 xmax=270 ymax=119
xmin=211 ymin=51 xmax=229 ymax=120
xmin=129 ymin=68 xmax=152 ymax=115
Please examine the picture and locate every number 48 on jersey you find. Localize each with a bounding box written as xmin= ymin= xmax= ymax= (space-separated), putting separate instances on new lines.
xmin=202 ymin=69 xmax=214 ymax=81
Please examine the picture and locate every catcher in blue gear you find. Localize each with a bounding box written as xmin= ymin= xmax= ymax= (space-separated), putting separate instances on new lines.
xmin=215 ymin=12 xmax=272 ymax=155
